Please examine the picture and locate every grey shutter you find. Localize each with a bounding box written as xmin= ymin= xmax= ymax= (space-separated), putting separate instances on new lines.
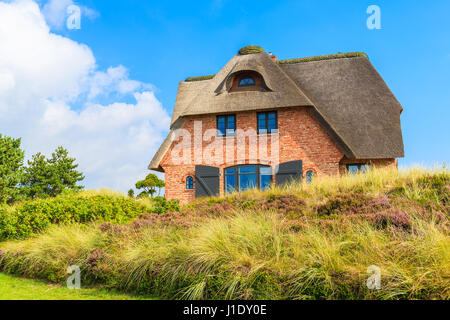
xmin=195 ymin=165 xmax=220 ymax=198
xmin=275 ymin=160 xmax=303 ymax=186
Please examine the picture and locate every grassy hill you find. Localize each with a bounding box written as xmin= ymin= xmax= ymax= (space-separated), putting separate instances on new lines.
xmin=0 ymin=167 xmax=448 ymax=300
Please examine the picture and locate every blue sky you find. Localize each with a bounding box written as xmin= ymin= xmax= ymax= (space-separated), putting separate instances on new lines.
xmin=66 ymin=0 xmax=449 ymax=167
xmin=0 ymin=0 xmax=448 ymax=191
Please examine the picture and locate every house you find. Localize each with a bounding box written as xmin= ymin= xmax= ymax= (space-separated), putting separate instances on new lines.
xmin=149 ymin=46 xmax=404 ymax=204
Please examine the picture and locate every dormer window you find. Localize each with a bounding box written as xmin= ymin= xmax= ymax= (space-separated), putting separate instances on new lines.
xmin=238 ymin=76 xmax=255 ymax=87
xmin=229 ymin=71 xmax=267 ymax=92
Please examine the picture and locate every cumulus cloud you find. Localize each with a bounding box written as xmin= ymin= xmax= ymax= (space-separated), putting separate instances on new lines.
xmin=0 ymin=0 xmax=170 ymax=191
xmin=87 ymin=65 xmax=153 ymax=100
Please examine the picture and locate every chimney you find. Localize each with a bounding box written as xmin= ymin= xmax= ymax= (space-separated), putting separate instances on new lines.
xmin=268 ymin=52 xmax=277 ymax=62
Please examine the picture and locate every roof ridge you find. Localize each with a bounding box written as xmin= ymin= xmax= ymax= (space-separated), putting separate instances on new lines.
xmin=183 ymin=52 xmax=368 ymax=81
xmin=277 ymin=52 xmax=368 ymax=65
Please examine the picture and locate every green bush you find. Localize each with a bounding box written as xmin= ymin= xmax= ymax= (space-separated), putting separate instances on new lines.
xmin=151 ymin=196 xmax=180 ymax=214
xmin=0 ymin=193 xmax=151 ymax=240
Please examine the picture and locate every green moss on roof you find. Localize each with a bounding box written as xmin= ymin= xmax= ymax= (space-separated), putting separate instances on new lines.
xmin=185 ymin=75 xmax=215 ymax=82
xmin=238 ymin=45 xmax=264 ymax=55
xmin=277 ymin=52 xmax=369 ymax=64
xmin=277 ymin=52 xmax=368 ymax=64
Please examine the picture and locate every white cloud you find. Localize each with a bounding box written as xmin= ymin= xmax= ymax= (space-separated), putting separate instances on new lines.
xmin=0 ymin=0 xmax=170 ymax=191
xmin=87 ymin=65 xmax=151 ymax=100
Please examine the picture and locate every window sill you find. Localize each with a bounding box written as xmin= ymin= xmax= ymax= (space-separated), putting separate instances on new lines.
xmin=257 ymin=130 xmax=279 ymax=135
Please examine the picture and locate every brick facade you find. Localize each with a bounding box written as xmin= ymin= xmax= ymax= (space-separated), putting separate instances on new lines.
xmin=160 ymin=107 xmax=396 ymax=204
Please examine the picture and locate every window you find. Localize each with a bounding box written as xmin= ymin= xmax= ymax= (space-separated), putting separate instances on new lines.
xmin=186 ymin=176 xmax=194 ymax=189
xmin=217 ymin=115 xmax=236 ymax=136
xmin=238 ymin=76 xmax=255 ymax=87
xmin=346 ymin=163 xmax=371 ymax=174
xmin=305 ymin=170 xmax=314 ymax=184
xmin=260 ymin=166 xmax=272 ymax=190
xmin=239 ymin=166 xmax=257 ymax=191
xmin=257 ymin=111 xmax=278 ymax=134
xmin=224 ymin=165 xmax=272 ymax=193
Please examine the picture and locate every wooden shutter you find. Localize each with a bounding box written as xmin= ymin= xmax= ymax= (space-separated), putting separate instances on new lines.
xmin=275 ymin=160 xmax=303 ymax=186
xmin=195 ymin=165 xmax=220 ymax=198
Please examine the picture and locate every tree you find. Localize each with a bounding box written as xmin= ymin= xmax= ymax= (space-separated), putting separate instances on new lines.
xmin=23 ymin=146 xmax=84 ymax=198
xmin=127 ymin=189 xmax=135 ymax=198
xmin=0 ymin=134 xmax=25 ymax=204
xmin=135 ymin=173 xmax=165 ymax=198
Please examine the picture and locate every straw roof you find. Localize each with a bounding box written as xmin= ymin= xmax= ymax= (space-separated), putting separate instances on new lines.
xmin=149 ymin=49 xmax=404 ymax=171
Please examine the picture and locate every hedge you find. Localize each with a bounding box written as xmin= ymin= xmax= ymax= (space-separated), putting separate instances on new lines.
xmin=0 ymin=194 xmax=152 ymax=240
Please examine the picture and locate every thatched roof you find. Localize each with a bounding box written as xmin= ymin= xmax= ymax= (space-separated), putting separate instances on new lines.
xmin=149 ymin=49 xmax=404 ymax=171
xmin=280 ymin=57 xmax=404 ymax=159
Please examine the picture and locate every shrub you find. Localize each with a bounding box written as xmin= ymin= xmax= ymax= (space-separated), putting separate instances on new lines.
xmin=316 ymin=192 xmax=373 ymax=216
xmin=373 ymin=209 xmax=411 ymax=230
xmin=0 ymin=193 xmax=150 ymax=240
xmin=151 ymin=196 xmax=180 ymax=214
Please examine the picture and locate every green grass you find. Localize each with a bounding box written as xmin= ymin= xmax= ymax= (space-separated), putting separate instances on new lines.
xmin=0 ymin=273 xmax=157 ymax=300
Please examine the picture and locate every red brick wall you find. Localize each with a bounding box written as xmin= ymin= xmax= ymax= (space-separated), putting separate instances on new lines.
xmin=160 ymin=107 xmax=394 ymax=204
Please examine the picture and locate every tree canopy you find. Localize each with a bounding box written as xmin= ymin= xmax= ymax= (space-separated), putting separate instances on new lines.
xmin=22 ymin=146 xmax=85 ymax=198
xmin=135 ymin=173 xmax=165 ymax=198
xmin=0 ymin=134 xmax=25 ymax=204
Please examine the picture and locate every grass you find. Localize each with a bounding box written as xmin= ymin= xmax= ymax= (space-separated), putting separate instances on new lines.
xmin=0 ymin=273 xmax=157 ymax=300
xmin=0 ymin=167 xmax=448 ymax=300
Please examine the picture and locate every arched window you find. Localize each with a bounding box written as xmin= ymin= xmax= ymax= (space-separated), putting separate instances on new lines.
xmin=238 ymin=76 xmax=255 ymax=87
xmin=305 ymin=171 xmax=314 ymax=184
xmin=186 ymin=176 xmax=194 ymax=189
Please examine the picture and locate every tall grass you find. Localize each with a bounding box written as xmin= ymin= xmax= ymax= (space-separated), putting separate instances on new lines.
xmin=0 ymin=167 xmax=448 ymax=299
